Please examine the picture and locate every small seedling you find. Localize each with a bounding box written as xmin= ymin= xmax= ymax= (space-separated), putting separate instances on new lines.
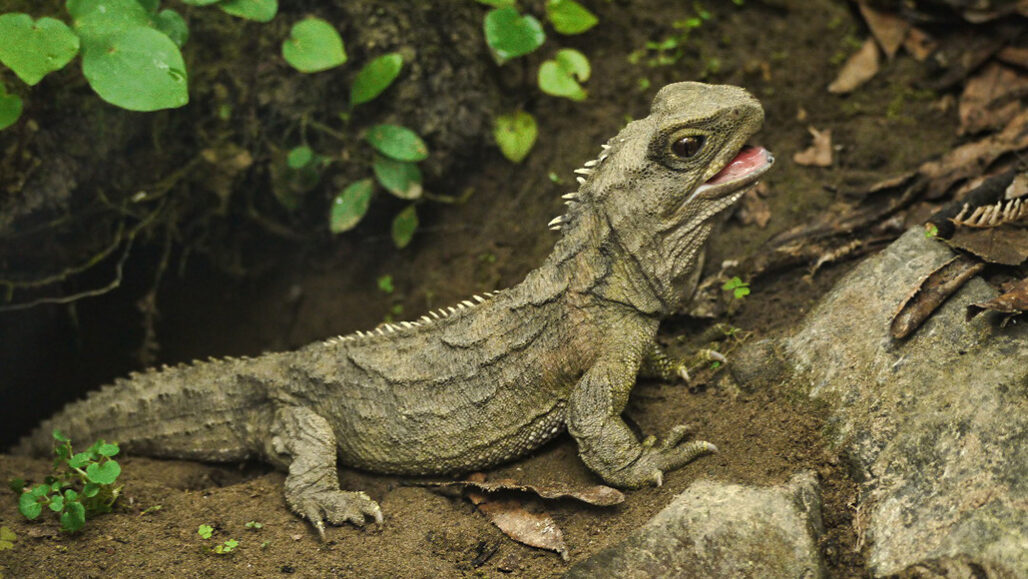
xmin=14 ymin=430 xmax=122 ymax=532
xmin=245 ymin=521 xmax=264 ymax=530
xmin=140 ymin=504 xmax=163 ymax=516
xmin=0 ymin=525 xmax=16 ymax=550
xmin=198 ymin=524 xmax=239 ymax=555
xmin=924 ymin=223 xmax=938 ymax=239
xmin=377 ymin=275 xmax=395 ymax=294
xmin=722 ymin=277 xmax=750 ymax=299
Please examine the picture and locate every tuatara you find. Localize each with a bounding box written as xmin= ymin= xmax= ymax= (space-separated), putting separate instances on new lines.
xmin=16 ymin=82 xmax=773 ymax=537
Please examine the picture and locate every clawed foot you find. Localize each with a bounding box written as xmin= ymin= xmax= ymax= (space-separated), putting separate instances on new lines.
xmin=614 ymin=424 xmax=717 ymax=488
xmin=290 ymin=489 xmax=383 ymax=539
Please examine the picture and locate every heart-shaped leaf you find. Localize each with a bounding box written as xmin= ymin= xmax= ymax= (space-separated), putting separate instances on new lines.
xmin=0 ymin=89 xmax=23 ymax=131
xmin=373 ymin=155 xmax=423 ymax=199
xmin=283 ymin=17 xmax=346 ymax=73
xmin=18 ymin=492 xmax=43 ymax=520
xmin=0 ymin=14 xmax=80 ymax=86
xmin=60 ymin=501 xmax=86 ymax=532
xmin=154 ymin=9 xmax=189 ymax=47
xmin=85 ymin=460 xmax=121 ymax=485
xmin=69 ymin=0 xmax=151 ymax=47
xmin=391 ymin=204 xmax=418 ymax=249
xmin=546 ymin=0 xmax=598 ymax=35
xmin=82 ymin=26 xmax=189 ymax=111
xmin=484 ymin=7 xmax=544 ymax=65
xmin=330 ymin=179 xmax=374 ymax=233
xmin=538 ymin=48 xmax=590 ymax=101
xmin=351 ymin=53 xmax=403 ymax=106
xmin=365 ymin=124 xmax=429 ymax=162
xmin=493 ymin=111 xmax=537 ymax=163
xmin=218 ymin=0 xmax=278 ymax=22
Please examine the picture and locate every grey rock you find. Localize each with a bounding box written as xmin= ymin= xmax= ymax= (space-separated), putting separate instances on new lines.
xmin=733 ymin=229 xmax=1028 ymax=577
xmin=565 ymin=472 xmax=826 ymax=578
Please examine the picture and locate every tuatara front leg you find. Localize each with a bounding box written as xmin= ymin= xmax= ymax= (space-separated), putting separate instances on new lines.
xmin=639 ymin=340 xmax=727 ymax=384
xmin=264 ymin=406 xmax=382 ymax=538
xmin=566 ymin=329 xmax=717 ymax=488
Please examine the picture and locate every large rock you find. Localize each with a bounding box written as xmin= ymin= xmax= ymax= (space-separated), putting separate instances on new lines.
xmin=733 ymin=229 xmax=1028 ymax=577
xmin=565 ymin=472 xmax=826 ymax=578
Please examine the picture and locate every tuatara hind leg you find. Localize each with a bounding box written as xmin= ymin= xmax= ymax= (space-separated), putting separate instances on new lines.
xmin=265 ymin=406 xmax=382 ymax=538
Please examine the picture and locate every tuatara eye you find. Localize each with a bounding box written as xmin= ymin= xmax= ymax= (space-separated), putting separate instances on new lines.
xmin=671 ymin=136 xmax=704 ymax=158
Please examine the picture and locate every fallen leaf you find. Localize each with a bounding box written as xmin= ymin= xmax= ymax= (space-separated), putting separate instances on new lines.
xmin=919 ymin=108 xmax=1028 ymax=198
xmin=421 ymin=478 xmax=625 ymax=506
xmin=966 ymin=277 xmax=1028 ymax=325
xmin=891 ymin=254 xmax=985 ymax=339
xmin=735 ymin=183 xmax=771 ymax=228
xmin=828 ymin=38 xmax=880 ymax=94
xmin=478 ymin=499 xmax=569 ymax=560
xmin=947 ymin=226 xmax=1028 ymax=266
xmin=858 ymin=2 xmax=909 ymax=59
xmin=793 ymin=126 xmax=833 ymax=167
xmin=903 ymin=27 xmax=937 ymax=62
xmin=958 ymin=62 xmax=1028 ymax=135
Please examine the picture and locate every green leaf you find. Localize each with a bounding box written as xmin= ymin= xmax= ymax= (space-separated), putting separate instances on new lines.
xmin=0 ymin=14 xmax=80 ymax=86
xmin=82 ymin=26 xmax=189 ymax=111
xmin=377 ymin=275 xmax=394 ymax=294
xmin=483 ymin=7 xmax=544 ymax=65
xmin=8 ymin=478 xmax=25 ymax=493
xmin=64 ymin=489 xmax=79 ymax=502
xmin=83 ymin=482 xmax=100 ymax=497
xmin=198 ymin=524 xmax=213 ymax=539
xmin=287 ymin=146 xmax=314 ymax=169
xmin=69 ymin=0 xmax=152 ymax=47
xmin=545 ymin=0 xmax=598 ymax=35
xmin=85 ymin=460 xmax=121 ymax=485
xmin=136 ymin=0 xmax=159 ymax=13
xmin=391 ymin=205 xmax=418 ymax=249
xmin=538 ymin=48 xmax=590 ymax=101
xmin=223 ymin=539 xmax=239 ymax=550
xmin=154 ymin=9 xmax=188 ymax=47
xmin=373 ymin=155 xmax=422 ymax=200
xmin=329 ymin=179 xmax=374 ymax=233
xmin=49 ymin=494 xmax=65 ymax=512
xmin=475 ymin=0 xmax=517 ymax=7
xmin=365 ymin=124 xmax=428 ymax=162
xmin=18 ymin=492 xmax=43 ymax=520
xmin=0 ymin=89 xmax=23 ymax=131
xmin=282 ymin=17 xmax=346 ymax=73
xmin=68 ymin=452 xmax=92 ymax=468
xmin=218 ymin=0 xmax=278 ymax=22
xmin=52 ymin=430 xmax=69 ymax=442
xmin=60 ymin=501 xmax=86 ymax=532
xmin=350 ymin=53 xmax=403 ymax=106
xmin=97 ymin=443 xmax=120 ymax=457
xmin=492 ymin=111 xmax=537 ymax=163
xmin=30 ymin=484 xmax=50 ymax=498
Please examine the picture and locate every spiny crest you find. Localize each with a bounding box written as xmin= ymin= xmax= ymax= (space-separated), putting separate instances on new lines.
xmin=548 ymin=140 xmax=615 ymax=232
xmin=952 ymin=197 xmax=1026 ymax=229
xmin=324 ymin=291 xmax=502 ymax=345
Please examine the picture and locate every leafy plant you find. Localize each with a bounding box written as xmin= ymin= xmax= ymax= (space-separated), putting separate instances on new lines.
xmin=538 ymin=48 xmax=590 ymax=101
xmin=13 ymin=430 xmax=122 ymax=533
xmin=244 ymin=520 xmax=263 ymax=530
xmin=350 ymin=53 xmax=403 ymax=107
xmin=545 ymin=0 xmax=598 ymax=35
xmin=483 ymin=6 xmax=545 ymax=65
xmin=493 ymin=111 xmax=537 ymax=163
xmin=282 ymin=17 xmax=347 ymax=73
xmin=198 ymin=523 xmax=239 ymax=554
xmin=722 ymin=277 xmax=750 ymax=299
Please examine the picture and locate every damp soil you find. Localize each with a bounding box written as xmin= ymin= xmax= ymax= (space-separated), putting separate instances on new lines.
xmin=1 ymin=0 xmax=962 ymax=577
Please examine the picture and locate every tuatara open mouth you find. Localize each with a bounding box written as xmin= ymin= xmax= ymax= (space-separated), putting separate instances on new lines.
xmin=694 ymin=145 xmax=774 ymax=198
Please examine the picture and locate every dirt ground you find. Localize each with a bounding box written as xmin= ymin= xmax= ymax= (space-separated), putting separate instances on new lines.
xmin=0 ymin=0 xmax=968 ymax=576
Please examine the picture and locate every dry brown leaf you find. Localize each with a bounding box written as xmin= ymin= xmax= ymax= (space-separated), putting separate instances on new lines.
xmin=966 ymin=277 xmax=1028 ymax=324
xmin=947 ymin=226 xmax=1028 ymax=266
xmin=919 ymin=108 xmax=1028 ymax=198
xmin=997 ymin=45 xmax=1028 ymax=69
xmin=477 ymin=499 xmax=569 ymax=560
xmin=959 ymin=62 xmax=1028 ymax=135
xmin=421 ymin=478 xmax=625 ymax=506
xmin=858 ymin=1 xmax=909 ymax=59
xmin=735 ymin=183 xmax=772 ymax=228
xmin=1006 ymin=172 xmax=1028 ymax=199
xmin=828 ymin=38 xmax=880 ymax=94
xmin=890 ymin=254 xmax=984 ymax=339
xmin=793 ymin=126 xmax=833 ymax=167
xmin=903 ymin=27 xmax=937 ymax=62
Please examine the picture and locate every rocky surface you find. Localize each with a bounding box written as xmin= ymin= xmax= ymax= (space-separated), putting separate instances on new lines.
xmin=565 ymin=472 xmax=826 ymax=578
xmin=733 ymin=228 xmax=1028 ymax=577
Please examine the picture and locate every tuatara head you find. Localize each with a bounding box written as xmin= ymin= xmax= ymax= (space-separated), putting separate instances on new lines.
xmin=555 ymin=82 xmax=773 ymax=313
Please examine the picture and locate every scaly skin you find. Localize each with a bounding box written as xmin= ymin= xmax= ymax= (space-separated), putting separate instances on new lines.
xmin=15 ymin=82 xmax=773 ymax=537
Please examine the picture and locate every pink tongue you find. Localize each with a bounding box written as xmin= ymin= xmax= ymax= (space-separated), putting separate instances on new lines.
xmin=705 ymin=146 xmax=768 ymax=185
